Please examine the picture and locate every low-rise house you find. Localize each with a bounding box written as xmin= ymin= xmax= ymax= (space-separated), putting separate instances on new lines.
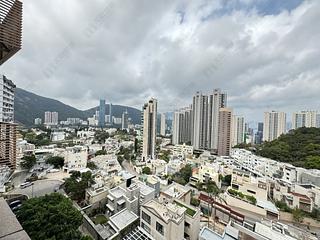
xmin=160 ymin=182 xmax=192 ymax=205
xmin=90 ymin=154 xmax=122 ymax=176
xmin=62 ymin=146 xmax=88 ymax=173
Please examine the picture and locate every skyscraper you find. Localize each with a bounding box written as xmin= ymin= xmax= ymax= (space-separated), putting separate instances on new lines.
xmin=255 ymin=122 xmax=264 ymax=144
xmin=207 ymin=89 xmax=227 ymax=150
xmin=44 ymin=111 xmax=58 ymax=125
xmin=292 ymin=111 xmax=317 ymax=129
xmin=160 ymin=113 xmax=166 ymax=136
xmin=217 ymin=108 xmax=232 ymax=156
xmin=0 ymin=0 xmax=22 ymax=65
xmin=142 ymin=98 xmax=157 ymax=161
xmin=0 ymin=75 xmax=16 ymax=169
xmin=99 ymin=99 xmax=105 ymax=127
xmin=231 ymin=115 xmax=245 ymax=147
xmin=121 ymin=110 xmax=129 ymax=130
xmin=172 ymin=107 xmax=192 ymax=145
xmin=192 ymin=92 xmax=208 ymax=149
xmin=263 ymin=111 xmax=286 ymax=142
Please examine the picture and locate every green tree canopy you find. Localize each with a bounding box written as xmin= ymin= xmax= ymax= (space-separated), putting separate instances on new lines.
xmin=20 ymin=155 xmax=37 ymax=170
xmin=46 ymin=156 xmax=65 ymax=168
xmin=16 ymin=193 xmax=83 ymax=240
xmin=64 ymin=171 xmax=94 ymax=201
xmin=142 ymin=167 xmax=152 ymax=175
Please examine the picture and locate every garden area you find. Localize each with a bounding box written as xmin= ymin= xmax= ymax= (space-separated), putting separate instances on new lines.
xmin=91 ymin=214 xmax=108 ymax=225
xmin=228 ymin=188 xmax=257 ymax=205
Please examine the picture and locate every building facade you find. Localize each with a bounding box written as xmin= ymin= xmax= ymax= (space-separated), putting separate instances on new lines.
xmin=192 ymin=92 xmax=208 ymax=150
xmin=122 ymin=110 xmax=129 ymax=130
xmin=99 ymin=99 xmax=106 ymax=127
xmin=142 ymin=98 xmax=157 ymax=161
xmin=292 ymin=111 xmax=318 ymax=129
xmin=217 ymin=108 xmax=232 ymax=156
xmin=263 ymin=111 xmax=286 ymax=142
xmin=231 ymin=115 xmax=245 ymax=147
xmin=160 ymin=113 xmax=166 ymax=136
xmin=0 ymin=75 xmax=16 ymax=169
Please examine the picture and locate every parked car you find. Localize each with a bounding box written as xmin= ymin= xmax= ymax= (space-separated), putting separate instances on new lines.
xmin=20 ymin=182 xmax=34 ymax=189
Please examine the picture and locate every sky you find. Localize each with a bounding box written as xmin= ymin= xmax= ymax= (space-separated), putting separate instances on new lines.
xmin=1 ymin=0 xmax=320 ymax=122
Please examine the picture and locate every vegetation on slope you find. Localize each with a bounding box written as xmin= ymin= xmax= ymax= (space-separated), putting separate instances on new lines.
xmin=257 ymin=127 xmax=320 ymax=169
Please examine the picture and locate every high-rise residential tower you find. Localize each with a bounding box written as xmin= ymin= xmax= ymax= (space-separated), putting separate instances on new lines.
xmin=172 ymin=107 xmax=192 ymax=145
xmin=217 ymin=108 xmax=232 ymax=156
xmin=44 ymin=111 xmax=58 ymax=125
xmin=192 ymin=92 xmax=208 ymax=149
xmin=121 ymin=110 xmax=129 ymax=130
xmin=160 ymin=113 xmax=166 ymax=136
xmin=142 ymin=98 xmax=157 ymax=161
xmin=0 ymin=0 xmax=23 ymax=65
xmin=0 ymin=75 xmax=16 ymax=169
xmin=231 ymin=115 xmax=245 ymax=147
xmin=207 ymin=89 xmax=227 ymax=150
xmin=99 ymin=99 xmax=105 ymax=127
xmin=292 ymin=111 xmax=317 ymax=129
xmin=263 ymin=111 xmax=286 ymax=142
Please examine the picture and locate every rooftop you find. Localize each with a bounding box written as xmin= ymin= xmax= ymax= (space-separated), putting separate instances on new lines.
xmin=109 ymin=187 xmax=126 ymax=199
xmin=109 ymin=209 xmax=138 ymax=231
xmin=161 ymin=182 xmax=190 ymax=199
xmin=143 ymin=200 xmax=185 ymax=224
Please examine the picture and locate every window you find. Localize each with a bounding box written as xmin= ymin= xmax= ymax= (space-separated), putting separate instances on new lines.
xmin=156 ymin=222 xmax=164 ymax=235
xmin=141 ymin=222 xmax=151 ymax=233
xmin=142 ymin=211 xmax=151 ymax=224
xmin=247 ymin=189 xmax=256 ymax=194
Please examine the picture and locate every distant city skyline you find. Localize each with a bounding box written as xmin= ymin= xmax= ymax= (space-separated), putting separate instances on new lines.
xmin=1 ymin=0 xmax=320 ymax=122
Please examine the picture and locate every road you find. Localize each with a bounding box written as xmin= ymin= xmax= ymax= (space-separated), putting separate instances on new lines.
xmin=122 ymin=160 xmax=138 ymax=176
xmin=9 ymin=180 xmax=63 ymax=198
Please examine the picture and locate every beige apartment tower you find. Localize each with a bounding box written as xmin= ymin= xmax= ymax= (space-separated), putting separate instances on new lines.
xmin=142 ymin=98 xmax=157 ymax=161
xmin=263 ymin=111 xmax=286 ymax=142
xmin=217 ymin=108 xmax=232 ymax=156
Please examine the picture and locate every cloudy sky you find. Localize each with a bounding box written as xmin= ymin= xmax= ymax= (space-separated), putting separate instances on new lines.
xmin=2 ymin=0 xmax=320 ymax=122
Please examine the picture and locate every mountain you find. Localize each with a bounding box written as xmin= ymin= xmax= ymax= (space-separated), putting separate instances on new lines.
xmin=14 ymin=88 xmax=141 ymax=126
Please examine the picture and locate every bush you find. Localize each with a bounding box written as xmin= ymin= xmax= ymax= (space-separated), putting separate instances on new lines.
xmin=46 ymin=156 xmax=64 ymax=168
xmin=142 ymin=167 xmax=151 ymax=175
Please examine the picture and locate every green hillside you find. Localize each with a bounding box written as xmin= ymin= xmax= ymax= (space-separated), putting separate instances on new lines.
xmin=257 ymin=127 xmax=320 ymax=169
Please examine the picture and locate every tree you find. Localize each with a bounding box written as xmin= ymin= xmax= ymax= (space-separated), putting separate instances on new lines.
xmin=16 ymin=193 xmax=83 ymax=240
xmin=64 ymin=171 xmax=94 ymax=201
xmin=292 ymin=207 xmax=304 ymax=223
xmin=20 ymin=155 xmax=37 ymax=170
xmin=142 ymin=167 xmax=151 ymax=175
xmin=95 ymin=150 xmax=107 ymax=156
xmin=46 ymin=156 xmax=64 ymax=168
xmin=191 ymin=197 xmax=200 ymax=207
xmin=87 ymin=162 xmax=98 ymax=170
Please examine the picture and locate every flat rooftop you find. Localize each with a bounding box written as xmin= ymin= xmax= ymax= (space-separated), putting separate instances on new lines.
xmin=162 ymin=182 xmax=190 ymax=199
xmin=109 ymin=187 xmax=126 ymax=198
xmin=0 ymin=198 xmax=30 ymax=240
xmin=143 ymin=200 xmax=185 ymax=223
xmin=109 ymin=209 xmax=138 ymax=231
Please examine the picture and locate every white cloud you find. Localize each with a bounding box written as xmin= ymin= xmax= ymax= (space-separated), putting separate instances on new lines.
xmin=1 ymin=0 xmax=319 ymax=122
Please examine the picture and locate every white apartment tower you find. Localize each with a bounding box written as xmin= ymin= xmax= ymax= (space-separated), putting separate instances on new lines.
xmin=207 ymin=89 xmax=227 ymax=150
xmin=142 ymin=98 xmax=157 ymax=161
xmin=292 ymin=111 xmax=317 ymax=129
xmin=121 ymin=110 xmax=129 ymax=130
xmin=160 ymin=113 xmax=166 ymax=136
xmin=0 ymin=75 xmax=17 ymax=169
xmin=44 ymin=111 xmax=59 ymax=125
xmin=192 ymin=92 xmax=208 ymax=149
xmin=231 ymin=115 xmax=245 ymax=147
xmin=263 ymin=111 xmax=286 ymax=142
xmin=172 ymin=107 xmax=192 ymax=145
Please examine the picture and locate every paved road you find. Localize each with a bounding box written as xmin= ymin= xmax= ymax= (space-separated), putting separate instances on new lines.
xmin=9 ymin=180 xmax=63 ymax=198
xmin=122 ymin=160 xmax=138 ymax=176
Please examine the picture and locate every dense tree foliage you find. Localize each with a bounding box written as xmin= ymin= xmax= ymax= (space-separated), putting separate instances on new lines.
xmin=24 ymin=130 xmax=51 ymax=146
xmin=87 ymin=162 xmax=98 ymax=170
xmin=46 ymin=156 xmax=65 ymax=168
xmin=16 ymin=193 xmax=83 ymax=240
xmin=95 ymin=150 xmax=107 ymax=156
xmin=20 ymin=155 xmax=37 ymax=170
xmin=142 ymin=167 xmax=152 ymax=175
xmin=64 ymin=171 xmax=94 ymax=201
xmin=94 ymin=131 xmax=109 ymax=144
xmin=173 ymin=164 xmax=192 ymax=185
xmin=257 ymin=127 xmax=320 ymax=169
